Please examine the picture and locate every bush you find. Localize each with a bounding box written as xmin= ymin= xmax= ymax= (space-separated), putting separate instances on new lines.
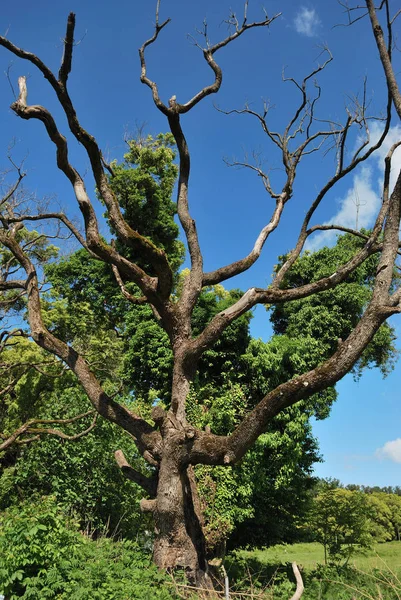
xmin=0 ymin=497 xmax=176 ymax=599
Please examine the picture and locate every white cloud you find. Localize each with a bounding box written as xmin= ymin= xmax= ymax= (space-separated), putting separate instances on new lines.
xmin=369 ymin=122 xmax=401 ymax=194
xmin=294 ymin=7 xmax=321 ymax=37
xmin=306 ymin=165 xmax=380 ymax=251
xmin=376 ymin=439 xmax=401 ymax=464
xmin=306 ymin=124 xmax=401 ymax=252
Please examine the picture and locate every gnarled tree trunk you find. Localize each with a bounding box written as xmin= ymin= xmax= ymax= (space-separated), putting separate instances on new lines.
xmin=142 ymin=408 xmax=212 ymax=588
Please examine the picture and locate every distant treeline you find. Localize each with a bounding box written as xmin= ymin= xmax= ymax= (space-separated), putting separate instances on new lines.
xmin=318 ymin=478 xmax=401 ymax=496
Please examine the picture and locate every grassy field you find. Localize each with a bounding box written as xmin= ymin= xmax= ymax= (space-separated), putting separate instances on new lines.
xmin=225 ymin=542 xmax=401 ymax=599
xmin=236 ymin=541 xmax=401 ymax=573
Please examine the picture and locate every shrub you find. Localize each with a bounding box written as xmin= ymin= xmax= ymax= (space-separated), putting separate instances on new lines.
xmin=0 ymin=497 xmax=176 ymax=599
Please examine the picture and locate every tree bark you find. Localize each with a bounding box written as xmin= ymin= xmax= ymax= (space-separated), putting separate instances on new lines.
xmin=151 ymin=430 xmax=211 ymax=588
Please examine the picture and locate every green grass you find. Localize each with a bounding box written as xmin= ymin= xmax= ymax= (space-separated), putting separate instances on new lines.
xmin=225 ymin=542 xmax=401 ymax=599
xmin=236 ymin=540 xmax=401 ymax=573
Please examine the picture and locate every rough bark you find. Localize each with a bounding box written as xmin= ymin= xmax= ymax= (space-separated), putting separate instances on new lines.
xmin=143 ymin=409 xmax=211 ymax=587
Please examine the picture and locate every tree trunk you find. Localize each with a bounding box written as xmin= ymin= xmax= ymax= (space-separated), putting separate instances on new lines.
xmin=151 ymin=436 xmax=212 ymax=589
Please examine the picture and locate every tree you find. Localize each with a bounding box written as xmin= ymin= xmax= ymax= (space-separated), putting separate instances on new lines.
xmin=34 ymin=225 xmax=395 ymax=553
xmin=0 ymin=0 xmax=400 ymax=587
xmin=310 ymin=488 xmax=373 ymax=565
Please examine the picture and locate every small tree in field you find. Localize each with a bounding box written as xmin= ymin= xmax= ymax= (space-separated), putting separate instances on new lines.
xmin=311 ymin=488 xmax=372 ymax=566
xmin=0 ymin=0 xmax=401 ymax=588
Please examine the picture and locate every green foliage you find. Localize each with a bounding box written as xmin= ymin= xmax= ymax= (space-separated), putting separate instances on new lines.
xmin=0 ymin=497 xmax=176 ymax=600
xmin=271 ymin=233 xmax=398 ymax=377
xmin=377 ymin=493 xmax=401 ymax=541
xmin=227 ymin=541 xmax=401 ymax=599
xmin=310 ymin=488 xmax=373 ymax=564
xmin=108 ymin=133 xmax=184 ymax=273
xmin=2 ymin=133 xmax=398 ymax=568
xmin=1 ymin=381 xmax=149 ymax=537
xmin=122 ymin=303 xmax=172 ymax=404
xmin=0 ymin=496 xmax=81 ymax=598
xmin=0 ymin=333 xmax=148 ymax=537
xmin=365 ymin=494 xmax=394 ymax=542
xmin=0 ymin=338 xmax=62 ymax=440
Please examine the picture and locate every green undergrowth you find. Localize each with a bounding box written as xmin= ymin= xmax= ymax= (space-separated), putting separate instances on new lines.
xmin=0 ymin=496 xmax=176 ymax=600
xmin=226 ymin=541 xmax=401 ymax=599
xmin=2 ymin=501 xmax=401 ymax=599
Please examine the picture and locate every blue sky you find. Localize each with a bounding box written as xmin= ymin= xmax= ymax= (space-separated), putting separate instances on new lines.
xmin=0 ymin=1 xmax=400 ymax=486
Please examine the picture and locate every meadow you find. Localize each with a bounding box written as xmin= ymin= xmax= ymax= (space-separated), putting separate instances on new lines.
xmin=224 ymin=542 xmax=401 ymax=599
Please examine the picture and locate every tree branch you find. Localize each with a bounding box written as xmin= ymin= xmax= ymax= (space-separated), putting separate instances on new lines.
xmin=139 ymin=2 xmax=280 ymax=116
xmin=0 ymin=410 xmax=96 ymax=452
xmin=0 ymin=228 xmax=163 ymax=461
xmin=7 ymin=211 xmax=93 ymax=254
xmin=111 ymin=263 xmax=148 ymax=305
xmin=203 ymin=52 xmax=380 ymax=286
xmin=366 ymin=0 xmax=401 ymax=119
xmin=58 ymin=12 xmax=75 ymax=86
xmin=114 ymin=449 xmax=158 ymax=496
xmin=290 ymin=562 xmax=305 ymax=600
xmin=0 ymin=19 xmax=174 ymax=301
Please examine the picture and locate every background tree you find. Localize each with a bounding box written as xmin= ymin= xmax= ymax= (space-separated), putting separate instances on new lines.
xmin=309 ymin=488 xmax=373 ymax=565
xmin=0 ymin=0 xmax=400 ymax=588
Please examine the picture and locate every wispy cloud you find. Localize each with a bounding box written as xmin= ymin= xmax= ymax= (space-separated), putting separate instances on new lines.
xmin=376 ymin=439 xmax=401 ymax=464
xmin=306 ymin=124 xmax=401 ymax=252
xmin=294 ymin=7 xmax=321 ymax=37
xmin=306 ymin=166 xmax=380 ymax=252
xmin=369 ymin=122 xmax=401 ymax=193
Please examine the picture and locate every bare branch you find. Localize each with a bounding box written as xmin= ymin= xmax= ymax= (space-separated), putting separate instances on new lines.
xmin=203 ymin=53 xmax=376 ymax=287
xmin=138 ymin=2 xmax=171 ymax=115
xmin=272 ymin=92 xmax=392 ymax=289
xmin=390 ymin=8 xmax=401 ymax=26
xmin=174 ymin=11 xmax=281 ymax=115
xmin=366 ymin=0 xmax=401 ymax=118
xmin=7 ymin=211 xmax=94 ymax=253
xmin=111 ymin=263 xmax=148 ymax=305
xmin=115 ymin=449 xmax=158 ymax=496
xmin=335 ymin=1 xmax=369 ymax=27
xmin=0 ymin=19 xmax=174 ymax=302
xmin=0 ymin=410 xmax=96 ymax=452
xmin=305 ymin=223 xmax=371 ymax=241
xmin=290 ymin=562 xmax=305 ymax=600
xmin=0 ymin=162 xmax=26 ymax=208
xmin=58 ymin=12 xmax=75 ymax=86
xmin=140 ymin=3 xmax=280 ymax=116
xmin=168 ymin=114 xmax=203 ymax=313
xmin=9 ymin=76 xmax=165 ymax=304
xmin=282 ymin=46 xmax=333 ymax=139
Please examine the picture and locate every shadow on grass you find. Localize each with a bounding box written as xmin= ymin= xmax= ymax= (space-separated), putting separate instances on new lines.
xmin=225 ymin=552 xmax=401 ymax=599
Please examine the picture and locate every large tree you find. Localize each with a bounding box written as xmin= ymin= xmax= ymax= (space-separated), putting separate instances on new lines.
xmin=0 ymin=0 xmax=400 ymax=588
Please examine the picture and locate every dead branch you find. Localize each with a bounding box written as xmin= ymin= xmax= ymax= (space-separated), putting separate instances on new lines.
xmin=0 ymin=21 xmax=174 ymax=304
xmin=0 ymin=410 xmax=96 ymax=452
xmin=111 ymin=263 xmax=148 ymax=305
xmin=290 ymin=562 xmax=304 ymax=600
xmin=203 ymin=50 xmax=383 ymax=287
xmin=366 ymin=0 xmax=401 ymax=118
xmin=6 ymin=212 xmax=95 ymax=254
xmin=114 ymin=449 xmax=158 ymax=496
xmin=58 ymin=12 xmax=75 ymax=86
xmin=140 ymin=1 xmax=281 ymax=116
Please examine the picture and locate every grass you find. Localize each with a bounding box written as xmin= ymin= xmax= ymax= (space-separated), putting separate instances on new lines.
xmin=225 ymin=542 xmax=401 ymax=599
xmin=235 ymin=540 xmax=401 ymax=572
